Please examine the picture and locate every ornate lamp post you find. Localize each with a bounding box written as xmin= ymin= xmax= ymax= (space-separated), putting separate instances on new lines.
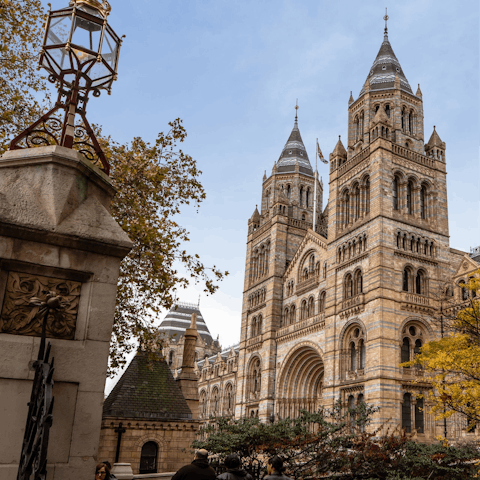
xmin=10 ymin=0 xmax=123 ymax=174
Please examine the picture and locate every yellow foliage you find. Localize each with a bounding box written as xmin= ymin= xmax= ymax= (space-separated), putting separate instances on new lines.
xmin=402 ymin=272 xmax=480 ymax=429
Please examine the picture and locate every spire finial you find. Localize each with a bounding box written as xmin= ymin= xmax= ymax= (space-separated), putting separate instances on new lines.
xmin=295 ymin=99 xmax=299 ymax=123
xmin=383 ymin=8 xmax=389 ymax=38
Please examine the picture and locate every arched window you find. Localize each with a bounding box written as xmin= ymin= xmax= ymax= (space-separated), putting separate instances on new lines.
xmin=420 ymin=185 xmax=426 ymax=219
xmin=319 ymin=291 xmax=326 ymax=313
xmin=344 ymin=193 xmax=350 ymax=225
xmin=287 ymin=184 xmax=291 ymax=201
xmin=401 ymin=337 xmax=410 ymax=364
xmin=140 ymin=441 xmax=158 ymax=474
xmin=323 ymin=262 xmax=327 ymax=278
xmin=306 ymin=188 xmax=310 ymax=207
xmin=345 ymin=274 xmax=353 ymax=299
xmin=300 ymin=186 xmax=303 ymax=206
xmin=251 ymin=317 xmax=257 ymax=337
xmin=344 ymin=326 xmax=366 ymax=376
xmin=393 ymin=176 xmax=399 ymax=210
xmin=403 ymin=268 xmax=410 ymax=292
xmin=283 ymin=308 xmax=289 ymax=327
xmin=416 ymin=271 xmax=424 ymax=295
xmin=359 ymin=339 xmax=366 ymax=369
xmin=224 ymin=384 xmax=234 ymax=414
xmin=354 ymin=270 xmax=363 ymax=295
xmin=257 ymin=315 xmax=263 ymax=335
xmin=460 ymin=281 xmax=468 ymax=301
xmin=350 ymin=342 xmax=357 ymax=371
xmin=290 ymin=305 xmax=296 ymax=323
xmin=251 ymin=358 xmax=261 ymax=395
xmin=168 ymin=351 xmax=174 ymax=366
xmin=308 ymin=297 xmax=315 ymax=317
xmin=402 ymin=393 xmax=412 ymax=432
xmin=407 ymin=180 xmax=413 ymax=214
xmin=365 ymin=178 xmax=370 ymax=214
xmin=354 ymin=184 xmax=360 ymax=220
xmin=200 ymin=391 xmax=207 ymax=417
xmin=301 ymin=300 xmax=308 ymax=320
xmin=415 ymin=398 xmax=424 ymax=433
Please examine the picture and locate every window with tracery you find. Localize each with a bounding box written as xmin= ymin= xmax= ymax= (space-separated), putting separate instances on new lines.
xmin=401 ymin=324 xmax=424 ymax=366
xmin=301 ymin=299 xmax=308 ymax=320
xmin=344 ymin=326 xmax=366 ymax=375
xmin=290 ymin=304 xmax=296 ymax=323
xmin=211 ymin=387 xmax=220 ymax=416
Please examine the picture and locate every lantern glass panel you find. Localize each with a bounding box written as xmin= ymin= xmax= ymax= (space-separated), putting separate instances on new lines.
xmin=77 ymin=4 xmax=103 ymax=18
xmin=101 ymin=29 xmax=119 ymax=70
xmin=46 ymin=15 xmax=72 ymax=46
xmin=47 ymin=47 xmax=70 ymax=73
xmin=71 ymin=14 xmax=102 ymax=53
xmin=90 ymin=61 xmax=111 ymax=82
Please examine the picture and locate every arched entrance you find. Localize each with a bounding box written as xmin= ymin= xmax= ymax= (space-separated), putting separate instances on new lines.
xmin=276 ymin=345 xmax=324 ymax=419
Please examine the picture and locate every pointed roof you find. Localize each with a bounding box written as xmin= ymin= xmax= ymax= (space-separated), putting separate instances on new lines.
xmin=250 ymin=205 xmax=260 ymax=222
xmin=103 ymin=351 xmax=192 ymax=420
xmin=359 ymin=28 xmax=412 ymax=96
xmin=332 ymin=136 xmax=347 ymax=158
xmin=159 ymin=301 xmax=215 ymax=344
xmin=277 ymin=114 xmax=313 ymax=176
xmin=426 ymin=126 xmax=445 ymax=148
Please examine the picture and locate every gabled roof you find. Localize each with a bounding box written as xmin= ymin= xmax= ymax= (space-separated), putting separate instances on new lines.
xmin=159 ymin=302 xmax=215 ymax=344
xmin=277 ymin=115 xmax=313 ymax=176
xmin=103 ymin=351 xmax=192 ymax=420
xmin=359 ymin=29 xmax=412 ymax=97
xmin=453 ymin=253 xmax=480 ymax=279
xmin=284 ymin=229 xmax=327 ymax=279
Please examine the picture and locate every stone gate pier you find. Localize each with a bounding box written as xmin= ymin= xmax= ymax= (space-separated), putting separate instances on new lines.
xmin=0 ymin=145 xmax=132 ymax=480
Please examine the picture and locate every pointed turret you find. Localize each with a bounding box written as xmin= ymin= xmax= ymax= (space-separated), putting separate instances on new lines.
xmin=332 ymin=136 xmax=347 ymax=158
xmin=277 ymin=113 xmax=313 ymax=175
xmin=425 ymin=126 xmax=446 ymax=161
xmin=359 ymin=26 xmax=412 ymax=96
xmin=416 ymin=84 xmax=423 ymax=98
xmin=348 ymin=91 xmax=354 ymax=104
xmin=263 ymin=170 xmax=267 ymax=182
xmin=426 ymin=126 xmax=444 ymax=148
xmin=250 ymin=205 xmax=260 ymax=223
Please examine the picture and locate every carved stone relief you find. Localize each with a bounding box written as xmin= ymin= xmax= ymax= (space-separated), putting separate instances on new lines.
xmin=0 ymin=272 xmax=81 ymax=339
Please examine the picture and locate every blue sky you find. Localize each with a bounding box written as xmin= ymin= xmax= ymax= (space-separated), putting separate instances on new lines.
xmin=43 ymin=1 xmax=480 ymax=373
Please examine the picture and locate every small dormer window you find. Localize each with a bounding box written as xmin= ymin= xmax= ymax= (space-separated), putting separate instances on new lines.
xmin=382 ymin=65 xmax=387 ymax=70
xmin=300 ymin=152 xmax=303 ymax=156
xmin=289 ymin=151 xmax=292 ymax=154
xmin=396 ymin=67 xmax=400 ymax=72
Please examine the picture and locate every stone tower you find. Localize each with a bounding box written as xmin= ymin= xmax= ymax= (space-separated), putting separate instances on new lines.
xmin=236 ymin=113 xmax=324 ymax=420
xmin=323 ymin=23 xmax=450 ymax=434
xmin=235 ymin=23 xmax=459 ymax=439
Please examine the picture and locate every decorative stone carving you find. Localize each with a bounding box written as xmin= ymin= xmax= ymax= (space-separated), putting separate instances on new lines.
xmin=0 ymin=272 xmax=81 ymax=339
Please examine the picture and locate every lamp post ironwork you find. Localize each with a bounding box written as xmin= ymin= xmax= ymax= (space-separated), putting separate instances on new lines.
xmin=10 ymin=0 xmax=123 ymax=175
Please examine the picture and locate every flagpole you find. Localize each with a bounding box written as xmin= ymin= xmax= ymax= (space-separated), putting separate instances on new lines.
xmin=313 ymin=138 xmax=318 ymax=233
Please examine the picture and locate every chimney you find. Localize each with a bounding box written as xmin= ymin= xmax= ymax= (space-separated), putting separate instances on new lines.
xmin=176 ymin=313 xmax=199 ymax=417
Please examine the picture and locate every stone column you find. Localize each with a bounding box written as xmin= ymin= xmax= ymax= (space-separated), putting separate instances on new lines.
xmin=177 ymin=313 xmax=199 ymax=418
xmin=0 ymin=146 xmax=132 ymax=480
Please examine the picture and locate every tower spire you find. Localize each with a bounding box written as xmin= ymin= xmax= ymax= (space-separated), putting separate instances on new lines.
xmin=384 ymin=8 xmax=389 ymax=39
xmin=295 ymin=99 xmax=299 ymax=123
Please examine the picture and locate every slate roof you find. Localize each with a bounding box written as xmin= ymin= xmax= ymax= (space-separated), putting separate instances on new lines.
xmin=159 ymin=302 xmax=215 ymax=344
xmin=470 ymin=247 xmax=480 ymax=264
xmin=103 ymin=351 xmax=192 ymax=420
xmin=359 ymin=29 xmax=412 ymax=97
xmin=277 ymin=115 xmax=313 ymax=176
